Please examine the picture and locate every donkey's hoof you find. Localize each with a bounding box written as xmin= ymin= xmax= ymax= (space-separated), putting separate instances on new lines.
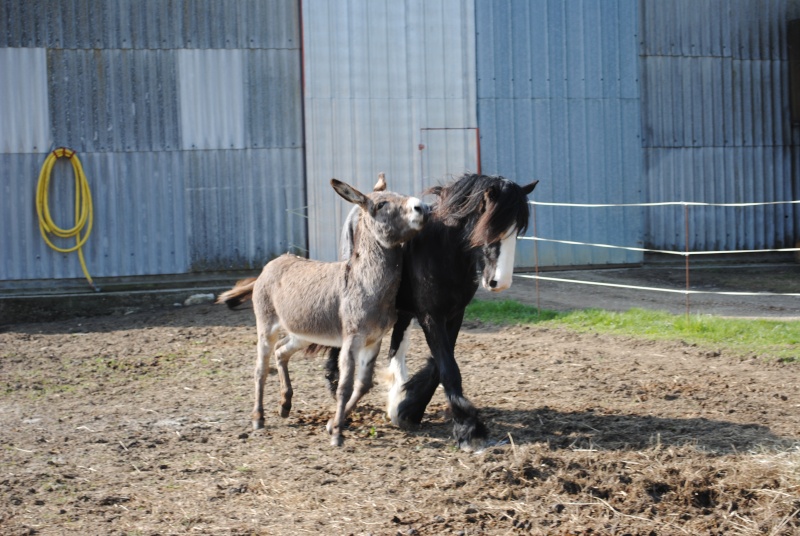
xmin=325 ymin=419 xmax=334 ymax=435
xmin=279 ymin=405 xmax=291 ymax=418
xmin=252 ymin=419 xmax=265 ymax=430
xmin=330 ymin=434 xmax=344 ymax=447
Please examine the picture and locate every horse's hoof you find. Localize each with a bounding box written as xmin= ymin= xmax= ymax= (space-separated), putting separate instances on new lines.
xmin=330 ymin=434 xmax=344 ymax=447
xmin=457 ymin=436 xmax=485 ymax=452
xmin=252 ymin=419 xmax=265 ymax=430
xmin=454 ymin=419 xmax=489 ymax=451
xmin=279 ymin=405 xmax=291 ymax=418
xmin=396 ymin=416 xmax=420 ymax=430
xmin=326 ymin=419 xmax=334 ymax=435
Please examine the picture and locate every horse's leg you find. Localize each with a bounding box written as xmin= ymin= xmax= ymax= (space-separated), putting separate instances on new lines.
xmin=344 ymin=340 xmax=381 ymax=416
xmin=327 ymin=335 xmax=360 ymax=447
xmin=394 ymin=309 xmax=460 ymax=427
xmin=386 ymin=312 xmax=413 ymax=424
xmin=324 ymin=347 xmax=340 ymax=399
xmin=396 ymin=356 xmax=439 ymax=428
xmin=409 ymin=312 xmax=487 ymax=450
xmin=273 ymin=335 xmax=305 ymax=418
xmin=253 ymin=324 xmax=279 ymax=430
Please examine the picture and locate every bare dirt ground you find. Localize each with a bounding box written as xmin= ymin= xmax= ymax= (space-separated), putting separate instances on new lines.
xmin=2 ymin=264 xmax=799 ymax=535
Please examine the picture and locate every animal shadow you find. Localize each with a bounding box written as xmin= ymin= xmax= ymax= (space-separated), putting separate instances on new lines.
xmin=480 ymin=406 xmax=795 ymax=454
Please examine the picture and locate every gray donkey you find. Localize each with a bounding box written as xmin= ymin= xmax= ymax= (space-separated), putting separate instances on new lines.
xmin=218 ymin=178 xmax=428 ymax=446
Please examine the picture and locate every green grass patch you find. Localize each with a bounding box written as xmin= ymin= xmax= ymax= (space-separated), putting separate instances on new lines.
xmin=465 ymin=300 xmax=800 ymax=362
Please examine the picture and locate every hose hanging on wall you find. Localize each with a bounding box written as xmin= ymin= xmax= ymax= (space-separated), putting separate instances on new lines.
xmin=36 ymin=147 xmax=97 ymax=290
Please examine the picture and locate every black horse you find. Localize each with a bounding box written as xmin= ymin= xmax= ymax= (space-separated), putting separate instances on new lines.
xmin=327 ymin=173 xmax=537 ymax=450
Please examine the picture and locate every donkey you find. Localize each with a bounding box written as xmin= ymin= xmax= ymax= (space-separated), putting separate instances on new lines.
xmin=327 ymin=174 xmax=537 ymax=450
xmin=217 ymin=178 xmax=428 ymax=446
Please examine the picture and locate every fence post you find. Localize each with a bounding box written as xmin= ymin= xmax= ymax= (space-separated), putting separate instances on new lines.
xmin=684 ymin=203 xmax=690 ymax=318
xmin=532 ymin=200 xmax=540 ymax=315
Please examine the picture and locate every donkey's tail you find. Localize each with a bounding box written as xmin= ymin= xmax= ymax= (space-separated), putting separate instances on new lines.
xmin=216 ymin=277 xmax=257 ymax=309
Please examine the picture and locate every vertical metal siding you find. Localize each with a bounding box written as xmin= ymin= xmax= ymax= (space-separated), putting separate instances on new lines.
xmin=303 ymin=0 xmax=477 ymax=262
xmin=178 ymin=49 xmax=246 ymax=150
xmin=0 ymin=48 xmax=50 ymax=153
xmin=0 ymin=0 xmax=300 ymax=50
xmin=1 ymin=0 xmax=305 ymax=285
xmin=477 ymin=0 xmax=644 ymax=268
xmin=641 ymin=0 xmax=800 ymax=252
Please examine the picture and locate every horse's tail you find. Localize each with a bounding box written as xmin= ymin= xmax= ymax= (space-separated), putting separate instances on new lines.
xmin=216 ymin=277 xmax=257 ymax=309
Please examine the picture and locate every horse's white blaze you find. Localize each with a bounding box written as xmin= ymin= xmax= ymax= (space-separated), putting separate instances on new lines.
xmin=406 ymin=197 xmax=426 ymax=229
xmin=385 ymin=328 xmax=412 ymax=424
xmin=485 ymin=225 xmax=518 ymax=292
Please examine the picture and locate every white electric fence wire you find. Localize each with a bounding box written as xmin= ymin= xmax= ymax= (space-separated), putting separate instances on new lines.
xmin=516 ymin=273 xmax=800 ymax=297
xmin=519 ymin=236 xmax=800 ymax=256
xmin=525 ymin=198 xmax=800 ymax=300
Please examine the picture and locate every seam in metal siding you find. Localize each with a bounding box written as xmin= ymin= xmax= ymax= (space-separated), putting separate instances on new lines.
xmin=641 ymin=0 xmax=800 ymax=252
xmin=1 ymin=1 xmax=305 ymax=284
xmin=477 ymin=0 xmax=643 ymax=268
xmin=304 ymin=0 xmax=477 ymax=262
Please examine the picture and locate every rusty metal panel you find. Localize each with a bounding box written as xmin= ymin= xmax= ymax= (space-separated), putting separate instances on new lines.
xmin=47 ymin=48 xmax=182 ymax=153
xmin=477 ymin=0 xmax=644 ymax=268
xmin=303 ymin=0 xmax=478 ymax=262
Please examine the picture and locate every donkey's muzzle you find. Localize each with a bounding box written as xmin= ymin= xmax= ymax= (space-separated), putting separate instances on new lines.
xmin=407 ymin=199 xmax=431 ymax=229
xmin=415 ymin=202 xmax=431 ymax=224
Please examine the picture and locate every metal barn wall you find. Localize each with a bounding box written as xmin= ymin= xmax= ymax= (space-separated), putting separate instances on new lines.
xmin=0 ymin=0 xmax=305 ymax=284
xmin=641 ymin=0 xmax=800 ymax=252
xmin=303 ymin=0 xmax=478 ymax=262
xmin=476 ymin=0 xmax=644 ymax=268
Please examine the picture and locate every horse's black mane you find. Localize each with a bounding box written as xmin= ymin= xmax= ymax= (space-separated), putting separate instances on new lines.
xmin=426 ymin=173 xmax=531 ymax=247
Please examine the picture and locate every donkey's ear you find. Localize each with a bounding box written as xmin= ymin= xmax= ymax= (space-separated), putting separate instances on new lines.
xmin=521 ymin=180 xmax=539 ymax=195
xmin=331 ymin=179 xmax=368 ymax=208
xmin=373 ymin=172 xmax=387 ymax=192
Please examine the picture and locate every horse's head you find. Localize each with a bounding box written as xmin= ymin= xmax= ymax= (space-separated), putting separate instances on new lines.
xmin=331 ymin=178 xmax=429 ymax=250
xmin=471 ymin=178 xmax=538 ymax=292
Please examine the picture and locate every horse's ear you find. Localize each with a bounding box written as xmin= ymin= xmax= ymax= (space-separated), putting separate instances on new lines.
xmin=373 ymin=172 xmax=387 ymax=192
xmin=480 ymin=185 xmax=499 ymax=213
xmin=331 ymin=179 xmax=368 ymax=208
xmin=521 ymin=180 xmax=539 ymax=195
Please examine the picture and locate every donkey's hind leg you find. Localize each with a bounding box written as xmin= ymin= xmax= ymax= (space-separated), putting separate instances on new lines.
xmin=253 ymin=327 xmax=279 ymax=430
xmin=273 ymin=335 xmax=307 ymax=418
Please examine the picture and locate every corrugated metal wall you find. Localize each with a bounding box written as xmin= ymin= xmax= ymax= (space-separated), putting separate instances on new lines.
xmin=0 ymin=0 xmax=305 ymax=284
xmin=303 ymin=0 xmax=478 ymax=262
xmin=641 ymin=0 xmax=800 ymax=251
xmin=476 ymin=0 xmax=644 ymax=268
xmin=5 ymin=0 xmax=798 ymax=287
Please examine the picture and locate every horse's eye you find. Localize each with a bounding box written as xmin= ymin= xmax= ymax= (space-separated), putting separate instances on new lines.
xmin=375 ymin=201 xmax=388 ymax=211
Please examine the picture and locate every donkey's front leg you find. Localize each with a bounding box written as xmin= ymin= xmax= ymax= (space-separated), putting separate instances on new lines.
xmin=344 ymin=341 xmax=381 ymax=416
xmin=327 ymin=336 xmax=359 ymax=447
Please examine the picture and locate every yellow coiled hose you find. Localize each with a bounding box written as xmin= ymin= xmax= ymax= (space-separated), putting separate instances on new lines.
xmin=36 ymin=147 xmax=96 ymax=289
